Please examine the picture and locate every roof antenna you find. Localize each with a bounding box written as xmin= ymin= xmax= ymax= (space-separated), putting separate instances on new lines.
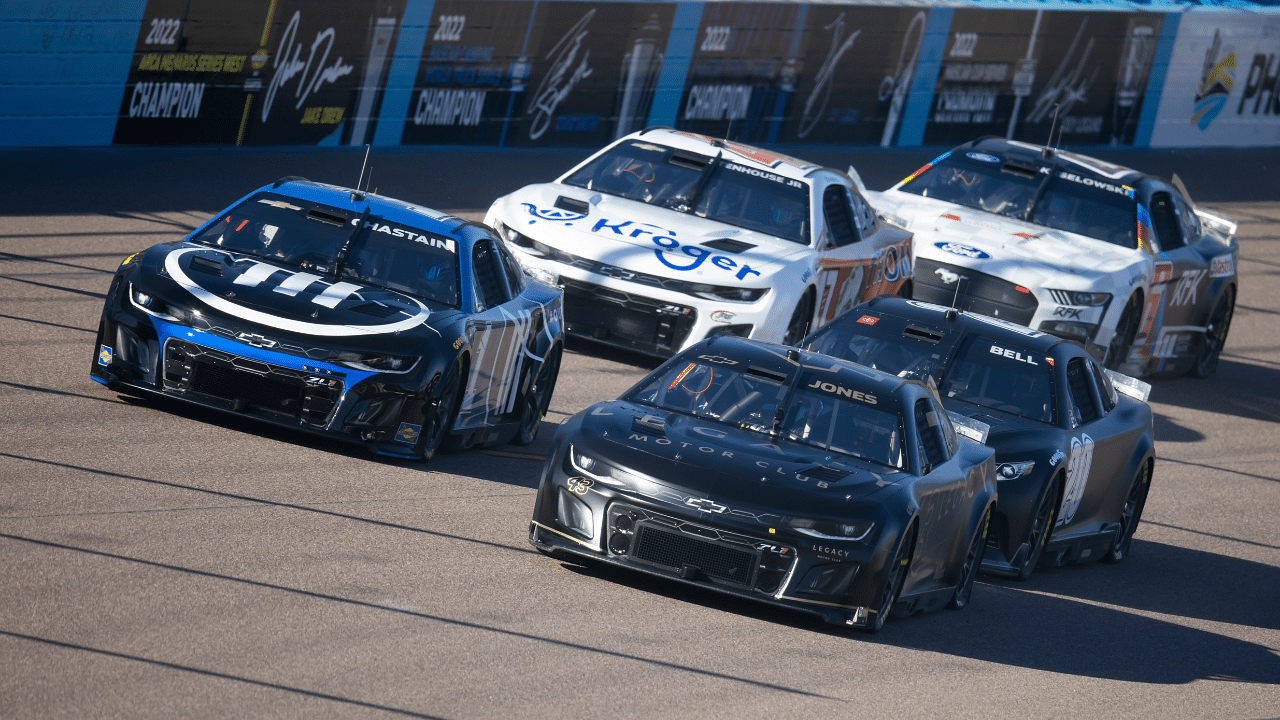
xmin=352 ymin=144 xmax=371 ymax=200
xmin=1043 ymin=104 xmax=1061 ymax=158
xmin=947 ymin=275 xmax=966 ymax=321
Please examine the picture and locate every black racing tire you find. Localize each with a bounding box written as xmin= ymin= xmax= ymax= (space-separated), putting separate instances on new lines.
xmin=864 ymin=525 xmax=915 ymax=634
xmin=1102 ymin=460 xmax=1151 ymax=564
xmin=948 ymin=506 xmax=991 ymax=610
xmin=513 ymin=344 xmax=562 ymax=446
xmin=1105 ymin=292 xmax=1143 ymax=370
xmin=1015 ymin=474 xmax=1061 ymax=581
xmin=418 ymin=357 xmax=463 ymax=461
xmin=781 ymin=291 xmax=815 ymax=347
xmin=1188 ymin=285 xmax=1235 ymax=378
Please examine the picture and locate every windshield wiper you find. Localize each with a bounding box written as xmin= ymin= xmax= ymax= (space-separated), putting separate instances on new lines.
xmin=331 ymin=205 xmax=370 ymax=281
xmin=1022 ymin=156 xmax=1059 ymax=222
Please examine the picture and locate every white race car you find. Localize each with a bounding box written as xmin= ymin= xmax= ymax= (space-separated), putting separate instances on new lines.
xmin=870 ymin=137 xmax=1238 ymax=378
xmin=484 ymin=128 xmax=912 ymax=357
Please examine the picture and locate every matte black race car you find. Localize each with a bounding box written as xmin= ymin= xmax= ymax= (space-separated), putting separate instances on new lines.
xmin=802 ymin=296 xmax=1155 ymax=579
xmin=91 ymin=177 xmax=564 ymax=460
xmin=529 ymin=335 xmax=995 ymax=632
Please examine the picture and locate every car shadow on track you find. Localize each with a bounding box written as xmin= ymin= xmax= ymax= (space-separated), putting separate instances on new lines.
xmin=1150 ymin=358 xmax=1280 ymax=425
xmin=1015 ymin=538 xmax=1280 ymax=631
xmin=547 ymin=548 xmax=1280 ymax=685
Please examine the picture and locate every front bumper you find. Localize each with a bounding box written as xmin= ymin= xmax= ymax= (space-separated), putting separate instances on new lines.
xmin=91 ymin=312 xmax=432 ymax=458
xmin=503 ymin=245 xmax=779 ymax=358
xmin=530 ymin=451 xmax=895 ymax=628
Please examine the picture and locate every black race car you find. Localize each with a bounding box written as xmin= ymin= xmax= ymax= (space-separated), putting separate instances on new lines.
xmin=91 ymin=177 xmax=564 ymax=460
xmin=802 ymin=296 xmax=1155 ymax=579
xmin=529 ymin=335 xmax=995 ymax=632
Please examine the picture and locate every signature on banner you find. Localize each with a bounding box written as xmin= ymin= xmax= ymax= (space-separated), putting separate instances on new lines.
xmin=527 ymin=10 xmax=595 ymax=140
xmin=798 ymin=13 xmax=861 ymax=139
xmin=262 ymin=10 xmax=355 ymax=123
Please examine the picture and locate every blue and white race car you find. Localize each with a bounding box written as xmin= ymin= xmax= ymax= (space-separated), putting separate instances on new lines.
xmin=485 ymin=128 xmax=913 ymax=358
xmin=92 ymin=177 xmax=564 ymax=460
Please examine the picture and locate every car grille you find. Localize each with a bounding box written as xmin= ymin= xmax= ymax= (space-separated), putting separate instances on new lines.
xmin=561 ymin=278 xmax=697 ymax=355
xmin=163 ymin=339 xmax=342 ymax=426
xmin=633 ymin=524 xmax=758 ymax=587
xmin=914 ymin=257 xmax=1038 ymax=326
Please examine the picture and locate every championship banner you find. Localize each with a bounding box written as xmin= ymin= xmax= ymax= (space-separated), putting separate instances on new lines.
xmin=778 ymin=5 xmax=931 ymax=147
xmin=923 ymin=9 xmax=1162 ymax=147
xmin=671 ymin=2 xmax=807 ymax=146
xmin=1149 ymin=13 xmax=1280 ymax=147
xmin=505 ymin=2 xmax=676 ymax=147
xmin=399 ymin=0 xmax=535 ymax=147
xmin=115 ymin=0 xmax=406 ymax=146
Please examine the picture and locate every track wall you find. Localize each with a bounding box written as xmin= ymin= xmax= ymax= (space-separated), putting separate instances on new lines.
xmin=3 ymin=0 xmax=1278 ymax=148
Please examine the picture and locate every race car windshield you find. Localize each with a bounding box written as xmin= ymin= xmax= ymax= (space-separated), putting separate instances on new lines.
xmin=941 ymin=337 xmax=1055 ymax=424
xmin=191 ymin=193 xmax=353 ymax=266
xmin=779 ymin=380 xmax=905 ymax=469
xmin=337 ymin=219 xmax=461 ymax=308
xmin=804 ymin=323 xmax=953 ymax=381
xmin=900 ymin=155 xmax=1137 ymax=249
xmin=564 ymin=141 xmax=810 ymax=244
xmin=627 ymin=359 xmax=904 ymax=468
xmin=190 ymin=193 xmax=461 ymax=307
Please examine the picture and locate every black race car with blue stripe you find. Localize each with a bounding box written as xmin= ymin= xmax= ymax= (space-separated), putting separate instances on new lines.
xmin=91 ymin=177 xmax=564 ymax=460
xmin=802 ymin=296 xmax=1155 ymax=580
xmin=530 ymin=335 xmax=995 ymax=632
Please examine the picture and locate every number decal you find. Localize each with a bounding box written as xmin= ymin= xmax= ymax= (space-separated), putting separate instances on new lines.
xmin=433 ymin=15 xmax=466 ymax=42
xmin=1058 ymin=434 xmax=1094 ymax=526
xmin=949 ymin=32 xmax=977 ymax=58
xmin=145 ymin=18 xmax=182 ymax=46
xmin=700 ymin=26 xmax=731 ymax=53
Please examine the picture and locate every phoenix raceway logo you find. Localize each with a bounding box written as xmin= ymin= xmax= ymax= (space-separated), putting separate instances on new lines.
xmin=163 ymin=248 xmax=430 ymax=337
xmin=1193 ymin=30 xmax=1235 ymax=131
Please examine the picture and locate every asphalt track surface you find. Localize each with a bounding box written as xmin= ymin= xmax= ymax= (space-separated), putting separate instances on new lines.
xmin=2 ymin=143 xmax=1278 ymax=719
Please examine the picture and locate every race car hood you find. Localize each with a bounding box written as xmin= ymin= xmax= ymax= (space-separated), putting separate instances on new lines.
xmin=573 ymin=400 xmax=907 ymax=513
xmin=130 ymin=242 xmax=453 ymax=347
xmin=871 ymin=190 xmax=1141 ymax=278
xmin=492 ymin=183 xmax=806 ymax=282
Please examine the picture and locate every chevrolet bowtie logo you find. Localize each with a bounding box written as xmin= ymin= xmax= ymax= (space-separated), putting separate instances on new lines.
xmin=236 ymin=332 xmax=278 ymax=348
xmin=685 ymin=497 xmax=727 ymax=513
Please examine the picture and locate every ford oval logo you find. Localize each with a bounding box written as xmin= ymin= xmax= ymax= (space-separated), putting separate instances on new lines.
xmin=934 ymin=241 xmax=990 ymax=260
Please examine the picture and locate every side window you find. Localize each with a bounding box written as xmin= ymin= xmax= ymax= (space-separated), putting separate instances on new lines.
xmin=1089 ymin=359 xmax=1118 ymax=413
xmin=850 ymin=190 xmax=877 ymax=237
xmin=914 ymin=398 xmax=949 ymax=474
xmin=472 ymin=240 xmax=509 ymax=311
xmin=1171 ymin=192 xmax=1201 ymax=245
xmin=1149 ymin=192 xmax=1185 ymax=251
xmin=495 ymin=241 xmax=525 ymax=295
xmin=1066 ymin=357 xmax=1101 ymax=424
xmin=823 ymin=185 xmax=859 ymax=248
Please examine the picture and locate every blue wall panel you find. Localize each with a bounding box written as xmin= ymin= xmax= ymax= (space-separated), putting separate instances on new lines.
xmin=0 ymin=0 xmax=145 ymax=146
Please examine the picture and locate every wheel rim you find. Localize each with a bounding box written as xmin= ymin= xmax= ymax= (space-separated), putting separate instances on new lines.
xmin=782 ymin=295 xmax=813 ymax=346
xmin=1114 ymin=463 xmax=1150 ymax=554
xmin=952 ymin=509 xmax=989 ymax=608
xmin=875 ymin=529 xmax=913 ymax=624
xmin=519 ymin=348 xmax=559 ymax=442
xmin=1107 ymin=294 xmax=1142 ymax=369
xmin=1020 ymin=479 xmax=1058 ymax=576
xmin=1196 ymin=287 xmax=1234 ymax=375
xmin=423 ymin=362 xmax=461 ymax=455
